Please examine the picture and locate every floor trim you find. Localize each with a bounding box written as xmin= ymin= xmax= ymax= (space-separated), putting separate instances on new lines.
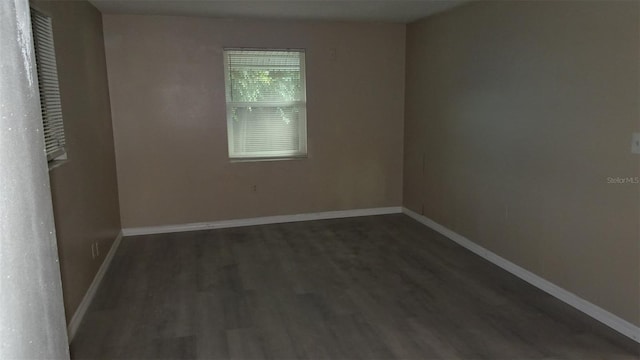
xmin=402 ymin=207 xmax=640 ymax=343
xmin=67 ymin=230 xmax=124 ymax=343
xmin=122 ymin=207 xmax=403 ymax=236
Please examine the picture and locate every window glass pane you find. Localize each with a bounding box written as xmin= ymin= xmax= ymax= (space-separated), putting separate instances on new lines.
xmin=231 ymin=106 xmax=302 ymax=154
xmin=230 ymin=69 xmax=301 ymax=103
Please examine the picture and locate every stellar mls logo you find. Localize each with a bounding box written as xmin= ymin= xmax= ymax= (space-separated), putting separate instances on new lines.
xmin=607 ymin=177 xmax=640 ymax=184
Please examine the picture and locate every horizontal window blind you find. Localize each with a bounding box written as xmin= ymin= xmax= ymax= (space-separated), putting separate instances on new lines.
xmin=224 ymin=49 xmax=307 ymax=159
xmin=31 ymin=8 xmax=66 ymax=161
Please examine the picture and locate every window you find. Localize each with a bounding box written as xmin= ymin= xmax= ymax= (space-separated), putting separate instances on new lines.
xmin=30 ymin=8 xmax=66 ymax=162
xmin=224 ymin=49 xmax=307 ymax=160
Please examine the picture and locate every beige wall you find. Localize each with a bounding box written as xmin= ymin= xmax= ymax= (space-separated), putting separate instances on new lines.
xmin=32 ymin=0 xmax=121 ymax=323
xmin=103 ymin=15 xmax=405 ymax=228
xmin=404 ymin=1 xmax=640 ymax=326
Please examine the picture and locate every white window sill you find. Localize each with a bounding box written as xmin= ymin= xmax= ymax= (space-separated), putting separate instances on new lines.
xmin=230 ymin=155 xmax=308 ymax=163
xmin=48 ymin=159 xmax=68 ymax=171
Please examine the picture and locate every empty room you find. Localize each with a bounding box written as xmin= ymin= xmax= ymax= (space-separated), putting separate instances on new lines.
xmin=1 ymin=0 xmax=639 ymax=359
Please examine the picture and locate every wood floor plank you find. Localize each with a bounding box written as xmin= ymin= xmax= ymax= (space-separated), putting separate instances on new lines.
xmin=194 ymin=292 xmax=229 ymax=359
xmin=245 ymin=290 xmax=299 ymax=360
xmin=71 ymin=214 xmax=639 ymax=359
xmin=226 ymin=328 xmax=267 ymax=360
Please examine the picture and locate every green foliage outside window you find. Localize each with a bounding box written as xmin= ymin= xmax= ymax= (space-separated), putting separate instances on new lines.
xmin=229 ymin=69 xmax=301 ymax=124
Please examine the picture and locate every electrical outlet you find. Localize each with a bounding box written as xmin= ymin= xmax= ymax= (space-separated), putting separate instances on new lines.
xmin=632 ymin=132 xmax=640 ymax=154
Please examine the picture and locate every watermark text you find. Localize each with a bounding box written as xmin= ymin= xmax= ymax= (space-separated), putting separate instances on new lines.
xmin=607 ymin=177 xmax=639 ymax=184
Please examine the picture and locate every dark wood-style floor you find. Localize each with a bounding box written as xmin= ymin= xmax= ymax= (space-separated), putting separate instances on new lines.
xmin=71 ymin=214 xmax=638 ymax=359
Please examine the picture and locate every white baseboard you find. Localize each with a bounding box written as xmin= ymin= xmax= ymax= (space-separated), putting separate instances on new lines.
xmin=67 ymin=230 xmax=124 ymax=343
xmin=402 ymin=207 xmax=640 ymax=343
xmin=122 ymin=206 xmax=403 ymax=236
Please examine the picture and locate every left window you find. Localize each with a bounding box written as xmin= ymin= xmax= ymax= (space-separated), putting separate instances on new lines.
xmin=30 ymin=8 xmax=66 ymax=162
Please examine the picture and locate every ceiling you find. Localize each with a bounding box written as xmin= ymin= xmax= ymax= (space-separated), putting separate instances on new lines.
xmin=89 ymin=0 xmax=469 ymax=23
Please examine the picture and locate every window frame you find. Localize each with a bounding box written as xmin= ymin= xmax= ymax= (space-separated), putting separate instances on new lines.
xmin=223 ymin=48 xmax=308 ymax=161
